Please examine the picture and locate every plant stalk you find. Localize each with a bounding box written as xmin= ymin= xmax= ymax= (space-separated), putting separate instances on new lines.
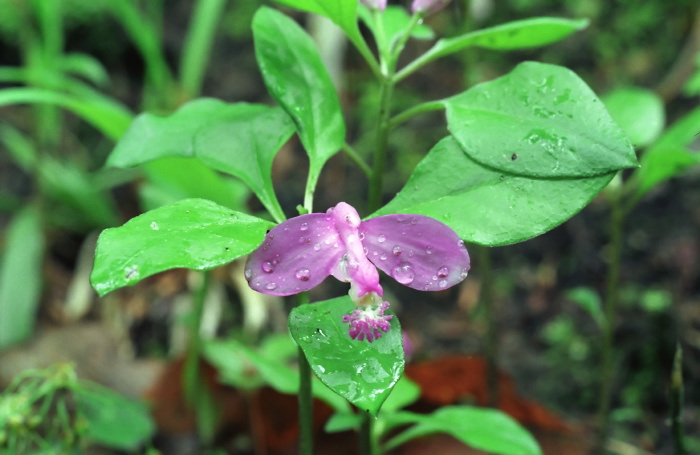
xmin=478 ymin=245 xmax=499 ymax=406
xmin=671 ymin=343 xmax=686 ymax=455
xmin=595 ymin=192 xmax=625 ymax=452
xmin=360 ymin=413 xmax=376 ymax=455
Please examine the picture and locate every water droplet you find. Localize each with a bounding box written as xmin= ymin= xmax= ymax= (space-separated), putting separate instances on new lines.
xmin=265 ymin=282 xmax=277 ymax=290
xmin=377 ymin=234 xmax=386 ymax=243
xmin=262 ymin=261 xmax=275 ymax=273
xmin=392 ymin=246 xmax=402 ymax=256
xmin=324 ymin=239 xmax=331 ymax=245
xmin=363 ymin=247 xmax=368 ymax=255
xmin=300 ymin=222 xmax=308 ymax=231
xmin=313 ymin=243 xmax=321 ymax=251
xmin=150 ymin=221 xmax=159 ymax=230
xmin=359 ymin=232 xmax=365 ymax=240
xmin=408 ymin=250 xmax=415 ymax=258
xmin=262 ymin=242 xmax=271 ymax=251
xmin=392 ymin=263 xmax=415 ymax=285
xmin=333 ymin=242 xmax=338 ymax=248
xmin=426 ymin=246 xmax=433 ymax=255
xmin=295 ymin=268 xmax=310 ymax=281
xmin=437 ymin=266 xmax=449 ymax=278
xmin=124 ymin=265 xmax=139 ymax=281
xmin=244 ymin=268 xmax=252 ymax=280
xmin=373 ymin=251 xmax=379 ymax=256
xmin=460 ymin=268 xmax=469 ymax=279
xmin=439 ymin=279 xmax=448 ymax=288
xmin=457 ymin=240 xmax=466 ymax=251
xmin=380 ymin=253 xmax=387 ymax=261
xmin=410 ymin=217 xmax=418 ymax=225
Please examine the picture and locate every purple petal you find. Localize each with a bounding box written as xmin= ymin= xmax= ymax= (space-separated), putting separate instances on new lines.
xmin=245 ymin=213 xmax=345 ymax=295
xmin=360 ymin=214 xmax=470 ymax=292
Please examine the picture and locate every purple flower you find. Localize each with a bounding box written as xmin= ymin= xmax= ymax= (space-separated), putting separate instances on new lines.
xmin=245 ymin=202 xmax=470 ymax=342
xmin=359 ymin=0 xmax=387 ymax=11
xmin=411 ymin=0 xmax=451 ymax=14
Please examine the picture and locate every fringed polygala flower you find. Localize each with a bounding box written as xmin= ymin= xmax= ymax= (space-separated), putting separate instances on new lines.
xmin=245 ymin=202 xmax=470 ymax=342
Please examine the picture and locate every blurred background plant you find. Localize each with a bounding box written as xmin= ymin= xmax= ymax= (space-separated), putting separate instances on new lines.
xmin=0 ymin=0 xmax=699 ymax=453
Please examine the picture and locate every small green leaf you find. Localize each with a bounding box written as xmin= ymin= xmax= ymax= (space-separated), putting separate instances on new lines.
xmin=90 ymin=199 xmax=274 ymax=296
xmin=289 ymin=296 xmax=404 ymax=417
xmin=0 ymin=206 xmax=44 ymax=349
xmin=359 ymin=5 xmax=434 ymax=51
xmin=253 ymin=7 xmax=346 ymax=201
xmin=375 ymin=137 xmax=614 ymax=246
xmin=444 ymin=62 xmax=637 ymax=178
xmin=397 ymin=18 xmax=588 ymax=80
xmin=384 ymin=406 xmax=542 ymax=455
xmin=107 ymin=99 xmax=294 ymax=222
xmin=74 ymin=386 xmax=155 ymax=450
xmin=565 ymin=287 xmax=605 ymax=328
xmin=602 ymin=87 xmax=665 ymax=148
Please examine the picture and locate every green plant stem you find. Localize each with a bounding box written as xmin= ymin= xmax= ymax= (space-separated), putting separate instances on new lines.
xmin=296 ymin=292 xmax=313 ymax=455
xmin=389 ymin=100 xmax=446 ymax=130
xmin=183 ymin=270 xmax=211 ymax=405
xmin=478 ymin=245 xmax=499 ymax=406
xmin=671 ymin=344 xmax=686 ymax=455
xmin=179 ymin=0 xmax=227 ymax=100
xmin=343 ymin=143 xmax=372 ymax=177
xmin=368 ymin=77 xmax=394 ymax=213
xmin=360 ymin=413 xmax=376 ymax=455
xmin=596 ymin=192 xmax=624 ymax=452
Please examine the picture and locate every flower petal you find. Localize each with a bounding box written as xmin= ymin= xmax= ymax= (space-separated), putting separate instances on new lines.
xmin=360 ymin=214 xmax=470 ymax=291
xmin=245 ymin=213 xmax=345 ymax=295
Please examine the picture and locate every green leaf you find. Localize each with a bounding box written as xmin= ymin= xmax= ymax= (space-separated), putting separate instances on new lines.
xmin=444 ymin=62 xmax=637 ymax=178
xmin=602 ymin=87 xmax=665 ymax=148
xmin=90 ymin=199 xmax=274 ymax=296
xmin=375 ymin=137 xmax=614 ymax=246
xmin=289 ymin=296 xmax=404 ymax=417
xmin=253 ymin=7 xmax=345 ymax=201
xmin=0 ymin=87 xmax=133 ymax=140
xmin=358 ymin=5 xmax=434 ymax=51
xmin=74 ymin=386 xmax=155 ymax=450
xmin=565 ymin=287 xmax=605 ymax=328
xmin=630 ymin=108 xmax=700 ymax=201
xmin=272 ymin=0 xmax=370 ymax=59
xmin=107 ymin=99 xmax=294 ymax=222
xmin=397 ymin=18 xmax=588 ymax=81
xmin=60 ymin=52 xmax=110 ymax=87
xmin=384 ymin=406 xmax=541 ymax=455
xmin=0 ymin=206 xmax=44 ymax=349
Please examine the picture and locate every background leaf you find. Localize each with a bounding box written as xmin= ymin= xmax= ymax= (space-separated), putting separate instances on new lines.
xmin=444 ymin=61 xmax=637 ymax=178
xmin=74 ymin=386 xmax=155 ymax=450
xmin=375 ymin=137 xmax=614 ymax=246
xmin=253 ymin=7 xmax=345 ymax=205
xmin=289 ymin=296 xmax=404 ymax=416
xmin=107 ymin=99 xmax=294 ymax=222
xmin=602 ymin=87 xmax=665 ymax=148
xmin=0 ymin=206 xmax=44 ymax=349
xmin=358 ymin=5 xmax=434 ymax=51
xmin=384 ymin=406 xmax=542 ymax=455
xmin=90 ymin=198 xmax=274 ymax=296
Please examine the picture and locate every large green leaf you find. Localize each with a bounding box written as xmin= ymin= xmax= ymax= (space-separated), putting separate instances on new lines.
xmin=0 ymin=206 xmax=44 ymax=348
xmin=91 ymin=199 xmax=274 ymax=296
xmin=602 ymin=87 xmax=665 ymax=148
xmin=397 ymin=18 xmax=588 ymax=81
xmin=374 ymin=137 xmax=614 ymax=246
xmin=444 ymin=62 xmax=637 ymax=178
xmin=289 ymin=296 xmax=404 ymax=417
xmin=253 ymin=7 xmax=346 ymax=202
xmin=273 ymin=0 xmax=369 ymax=59
xmin=107 ymin=99 xmax=294 ymax=222
xmin=384 ymin=406 xmax=541 ymax=455
xmin=74 ymin=386 xmax=155 ymax=450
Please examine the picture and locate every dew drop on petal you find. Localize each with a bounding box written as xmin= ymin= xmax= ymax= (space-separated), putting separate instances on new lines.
xmin=363 ymin=247 xmax=368 ymax=255
xmin=359 ymin=232 xmax=365 ymax=240
xmin=437 ymin=266 xmax=449 ymax=278
xmin=392 ymin=246 xmax=401 ymax=256
xmin=377 ymin=234 xmax=386 ymax=243
xmin=380 ymin=253 xmax=387 ymax=261
xmin=313 ymin=243 xmax=321 ymax=251
xmin=300 ymin=222 xmax=309 ymax=231
xmin=439 ymin=279 xmax=448 ymax=288
xmin=457 ymin=239 xmax=466 ymax=251
xmin=262 ymin=261 xmax=275 ymax=273
xmin=460 ymin=268 xmax=469 ymax=279
xmin=392 ymin=263 xmax=414 ymax=285
xmin=265 ymin=282 xmax=277 ymax=290
xmin=244 ymin=268 xmax=252 ymax=280
xmin=408 ymin=250 xmax=415 ymax=258
xmin=426 ymin=246 xmax=433 ymax=255
xmin=295 ymin=268 xmax=310 ymax=281
xmin=373 ymin=251 xmax=379 ymax=256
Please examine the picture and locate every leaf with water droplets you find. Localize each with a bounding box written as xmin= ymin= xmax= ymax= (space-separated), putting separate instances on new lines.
xmin=443 ymin=62 xmax=637 ymax=178
xmin=360 ymin=214 xmax=470 ymax=291
xmin=91 ymin=199 xmax=274 ymax=296
xmin=289 ymin=295 xmax=405 ymax=417
xmin=245 ymin=213 xmax=345 ymax=296
xmin=374 ymin=137 xmax=615 ymax=246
